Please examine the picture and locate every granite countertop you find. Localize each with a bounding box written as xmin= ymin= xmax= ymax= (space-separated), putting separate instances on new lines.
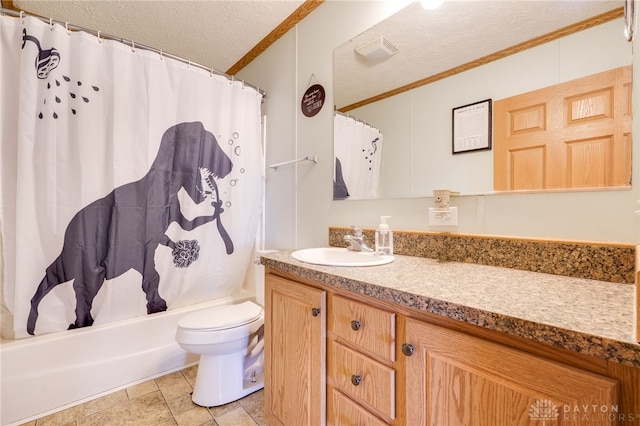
xmin=260 ymin=251 xmax=640 ymax=368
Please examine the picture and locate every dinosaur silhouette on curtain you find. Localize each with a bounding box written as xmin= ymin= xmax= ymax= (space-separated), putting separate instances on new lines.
xmin=27 ymin=121 xmax=234 ymax=335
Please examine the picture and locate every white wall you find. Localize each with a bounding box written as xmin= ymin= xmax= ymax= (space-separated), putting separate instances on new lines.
xmin=239 ymin=1 xmax=640 ymax=247
xmin=238 ymin=1 xmax=403 ymax=249
xmin=238 ymin=30 xmax=299 ymax=251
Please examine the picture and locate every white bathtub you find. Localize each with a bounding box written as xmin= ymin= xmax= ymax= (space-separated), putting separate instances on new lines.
xmin=0 ymin=290 xmax=256 ymax=426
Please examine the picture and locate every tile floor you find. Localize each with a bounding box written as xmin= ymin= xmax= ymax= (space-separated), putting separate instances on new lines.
xmin=19 ymin=365 xmax=267 ymax=426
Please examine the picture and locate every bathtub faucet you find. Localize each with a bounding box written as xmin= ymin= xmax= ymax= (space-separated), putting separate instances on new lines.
xmin=344 ymin=226 xmax=373 ymax=252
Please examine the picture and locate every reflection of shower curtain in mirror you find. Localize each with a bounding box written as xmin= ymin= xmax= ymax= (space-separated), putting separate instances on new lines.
xmin=333 ymin=114 xmax=383 ymax=200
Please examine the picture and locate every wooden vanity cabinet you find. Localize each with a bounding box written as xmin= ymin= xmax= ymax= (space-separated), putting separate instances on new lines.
xmin=264 ymin=269 xmax=633 ymax=426
xmin=264 ymin=272 xmax=327 ymax=426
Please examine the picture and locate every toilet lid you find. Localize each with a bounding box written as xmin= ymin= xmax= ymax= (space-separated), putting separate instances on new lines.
xmin=178 ymin=301 xmax=263 ymax=331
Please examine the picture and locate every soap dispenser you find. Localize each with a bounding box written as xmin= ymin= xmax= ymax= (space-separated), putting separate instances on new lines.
xmin=375 ymin=216 xmax=393 ymax=256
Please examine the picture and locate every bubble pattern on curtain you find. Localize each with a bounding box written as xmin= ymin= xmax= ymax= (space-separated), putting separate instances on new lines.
xmin=333 ymin=113 xmax=383 ymax=200
xmin=0 ymin=15 xmax=264 ymax=339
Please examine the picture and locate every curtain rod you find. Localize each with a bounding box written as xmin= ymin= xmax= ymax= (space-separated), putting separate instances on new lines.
xmin=0 ymin=7 xmax=266 ymax=98
xmin=335 ymin=111 xmax=376 ymax=129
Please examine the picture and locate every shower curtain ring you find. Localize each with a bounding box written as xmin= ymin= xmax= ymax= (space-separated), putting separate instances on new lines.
xmin=131 ymin=40 xmax=135 ymax=52
xmin=19 ymin=11 xmax=24 ymax=23
xmin=210 ymin=67 xmax=214 ymax=77
xmin=49 ymin=18 xmax=54 ymax=30
xmin=65 ymin=22 xmax=71 ymax=35
xmin=159 ymin=49 xmax=163 ymax=61
xmin=97 ymin=31 xmax=102 ymax=44
xmin=187 ymin=59 xmax=191 ymax=69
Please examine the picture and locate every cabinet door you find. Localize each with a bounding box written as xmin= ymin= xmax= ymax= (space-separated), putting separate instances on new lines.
xmin=328 ymin=385 xmax=388 ymax=426
xmin=403 ymin=319 xmax=618 ymax=426
xmin=264 ymin=273 xmax=326 ymax=426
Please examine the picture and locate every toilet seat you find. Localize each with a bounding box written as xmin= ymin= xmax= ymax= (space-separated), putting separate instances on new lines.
xmin=177 ymin=301 xmax=263 ymax=332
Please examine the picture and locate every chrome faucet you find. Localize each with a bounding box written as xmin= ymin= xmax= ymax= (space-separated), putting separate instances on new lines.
xmin=344 ymin=227 xmax=373 ymax=252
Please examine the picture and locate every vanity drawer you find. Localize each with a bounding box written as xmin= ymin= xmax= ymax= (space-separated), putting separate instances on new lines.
xmin=328 ymin=340 xmax=395 ymax=420
xmin=330 ymin=295 xmax=395 ymax=362
xmin=328 ymin=385 xmax=388 ymax=426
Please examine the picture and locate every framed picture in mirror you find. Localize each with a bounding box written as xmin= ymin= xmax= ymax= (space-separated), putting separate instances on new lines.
xmin=452 ymin=99 xmax=492 ymax=154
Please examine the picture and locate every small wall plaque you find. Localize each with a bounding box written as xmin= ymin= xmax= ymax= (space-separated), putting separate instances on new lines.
xmin=301 ymin=83 xmax=325 ymax=117
xmin=301 ymin=74 xmax=325 ymax=118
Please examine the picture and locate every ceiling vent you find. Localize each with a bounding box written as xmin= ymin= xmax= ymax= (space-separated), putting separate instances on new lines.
xmin=355 ymin=37 xmax=398 ymax=63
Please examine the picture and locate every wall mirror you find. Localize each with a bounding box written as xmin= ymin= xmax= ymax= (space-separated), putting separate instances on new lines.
xmin=333 ymin=1 xmax=632 ymax=200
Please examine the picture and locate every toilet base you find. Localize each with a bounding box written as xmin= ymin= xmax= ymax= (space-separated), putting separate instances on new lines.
xmin=192 ymin=377 xmax=264 ymax=408
xmin=191 ymin=351 xmax=264 ymax=407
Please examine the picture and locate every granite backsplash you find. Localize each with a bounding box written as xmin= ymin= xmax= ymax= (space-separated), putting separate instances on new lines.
xmin=328 ymin=226 xmax=635 ymax=284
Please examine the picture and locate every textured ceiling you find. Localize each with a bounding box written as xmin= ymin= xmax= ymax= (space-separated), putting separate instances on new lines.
xmin=335 ymin=0 xmax=624 ymax=109
xmin=9 ymin=0 xmax=305 ymax=74
xmin=6 ymin=0 xmax=625 ymax=108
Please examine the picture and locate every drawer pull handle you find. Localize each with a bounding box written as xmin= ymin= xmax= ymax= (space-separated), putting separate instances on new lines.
xmin=350 ymin=320 xmax=361 ymax=331
xmin=351 ymin=375 xmax=362 ymax=386
xmin=311 ymin=307 xmax=321 ymax=317
xmin=402 ymin=343 xmax=415 ymax=356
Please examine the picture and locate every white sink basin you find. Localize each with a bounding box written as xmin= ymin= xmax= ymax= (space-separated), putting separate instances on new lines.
xmin=291 ymin=247 xmax=395 ymax=267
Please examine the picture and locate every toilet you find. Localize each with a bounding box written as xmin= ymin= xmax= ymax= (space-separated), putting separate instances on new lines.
xmin=175 ymin=300 xmax=265 ymax=407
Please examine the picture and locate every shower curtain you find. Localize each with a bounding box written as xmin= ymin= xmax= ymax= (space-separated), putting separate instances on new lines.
xmin=333 ymin=113 xmax=383 ymax=200
xmin=0 ymin=15 xmax=264 ymax=339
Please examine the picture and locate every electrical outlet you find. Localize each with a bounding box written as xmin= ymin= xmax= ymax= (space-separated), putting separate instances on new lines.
xmin=429 ymin=207 xmax=458 ymax=226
